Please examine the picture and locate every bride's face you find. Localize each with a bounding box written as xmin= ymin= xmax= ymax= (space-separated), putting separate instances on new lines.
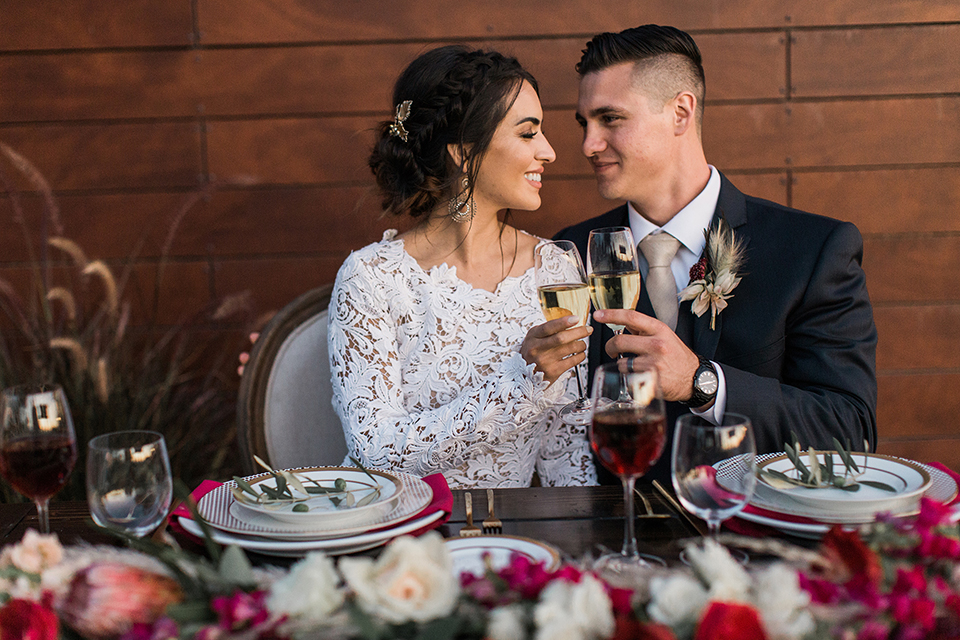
xmin=472 ymin=81 xmax=556 ymax=214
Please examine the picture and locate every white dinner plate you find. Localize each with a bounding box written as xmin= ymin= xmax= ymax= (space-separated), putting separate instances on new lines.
xmin=232 ymin=467 xmax=403 ymax=526
xmin=178 ymin=508 xmax=445 ymax=557
xmin=445 ymin=535 xmax=561 ymax=577
xmin=754 ymin=452 xmax=930 ymax=519
xmin=198 ymin=471 xmax=433 ymax=540
xmin=734 ymin=458 xmax=958 ymax=537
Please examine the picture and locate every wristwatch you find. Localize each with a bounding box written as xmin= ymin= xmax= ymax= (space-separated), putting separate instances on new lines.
xmin=680 ymin=355 xmax=718 ymax=408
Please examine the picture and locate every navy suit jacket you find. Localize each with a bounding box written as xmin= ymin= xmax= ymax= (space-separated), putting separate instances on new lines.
xmin=554 ymin=173 xmax=878 ymax=484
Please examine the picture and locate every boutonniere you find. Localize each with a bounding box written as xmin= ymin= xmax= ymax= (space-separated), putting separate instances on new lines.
xmin=679 ymin=219 xmax=745 ymax=330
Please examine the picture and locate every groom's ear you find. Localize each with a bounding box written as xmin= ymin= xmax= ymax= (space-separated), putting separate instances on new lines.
xmin=672 ymin=91 xmax=698 ymax=136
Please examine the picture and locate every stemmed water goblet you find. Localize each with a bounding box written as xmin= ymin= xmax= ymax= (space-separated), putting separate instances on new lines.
xmin=671 ymin=413 xmax=757 ymax=564
xmin=535 ymin=240 xmax=592 ymax=425
xmin=86 ymin=430 xmax=173 ymax=538
xmin=586 ymin=227 xmax=640 ymax=336
xmin=590 ymin=361 xmax=667 ymax=575
xmin=0 ymin=384 xmax=78 ymax=534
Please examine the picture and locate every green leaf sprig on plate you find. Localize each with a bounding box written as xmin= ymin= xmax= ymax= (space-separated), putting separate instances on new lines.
xmin=231 ymin=456 xmax=383 ymax=512
xmin=759 ymin=436 xmax=896 ymax=493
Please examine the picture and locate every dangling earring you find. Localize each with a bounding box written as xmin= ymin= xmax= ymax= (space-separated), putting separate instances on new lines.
xmin=448 ymin=176 xmax=475 ymax=223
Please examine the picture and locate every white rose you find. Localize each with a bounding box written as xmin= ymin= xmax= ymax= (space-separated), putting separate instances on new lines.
xmin=339 ymin=532 xmax=458 ymax=624
xmin=685 ymin=539 xmax=750 ymax=602
xmin=268 ymin=552 xmax=344 ymax=625
xmin=752 ymin=563 xmax=815 ymax=640
xmin=533 ymin=574 xmax=614 ymax=640
xmin=647 ymin=572 xmax=709 ymax=630
xmin=488 ymin=604 xmax=526 ymax=640
xmin=9 ymin=529 xmax=63 ymax=574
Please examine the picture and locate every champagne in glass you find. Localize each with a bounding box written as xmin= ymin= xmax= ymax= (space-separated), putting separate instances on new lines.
xmin=0 ymin=384 xmax=78 ymax=534
xmin=87 ymin=431 xmax=173 ymax=538
xmin=672 ymin=413 xmax=756 ymax=564
xmin=590 ymin=362 xmax=667 ymax=574
xmin=535 ymin=240 xmax=592 ymax=425
xmin=587 ymin=227 xmax=640 ymax=334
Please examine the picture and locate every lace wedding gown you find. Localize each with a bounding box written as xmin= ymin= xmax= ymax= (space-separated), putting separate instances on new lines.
xmin=328 ymin=230 xmax=597 ymax=488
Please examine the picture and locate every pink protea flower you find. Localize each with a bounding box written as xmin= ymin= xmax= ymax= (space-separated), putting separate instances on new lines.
xmin=58 ymin=562 xmax=183 ymax=638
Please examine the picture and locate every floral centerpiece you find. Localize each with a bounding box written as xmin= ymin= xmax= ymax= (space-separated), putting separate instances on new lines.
xmin=1 ymin=497 xmax=959 ymax=640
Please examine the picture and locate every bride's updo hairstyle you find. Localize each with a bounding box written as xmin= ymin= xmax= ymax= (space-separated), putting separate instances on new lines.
xmin=369 ymin=45 xmax=539 ymax=219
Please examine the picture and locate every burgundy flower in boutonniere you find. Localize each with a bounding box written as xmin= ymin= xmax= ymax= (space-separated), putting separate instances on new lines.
xmin=679 ymin=220 xmax=745 ymax=330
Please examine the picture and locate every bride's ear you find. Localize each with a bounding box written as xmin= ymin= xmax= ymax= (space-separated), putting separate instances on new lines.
xmin=446 ymin=143 xmax=471 ymax=171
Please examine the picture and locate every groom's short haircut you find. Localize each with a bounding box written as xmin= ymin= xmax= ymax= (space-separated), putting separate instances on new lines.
xmin=577 ymin=24 xmax=706 ymax=133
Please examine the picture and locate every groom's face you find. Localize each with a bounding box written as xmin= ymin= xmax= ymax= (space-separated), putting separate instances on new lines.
xmin=575 ymin=62 xmax=676 ymax=207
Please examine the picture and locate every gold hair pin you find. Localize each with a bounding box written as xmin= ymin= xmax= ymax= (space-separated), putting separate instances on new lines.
xmin=388 ymin=100 xmax=413 ymax=142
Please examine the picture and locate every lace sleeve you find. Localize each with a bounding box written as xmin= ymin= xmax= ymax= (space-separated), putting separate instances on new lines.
xmin=535 ymin=365 xmax=599 ymax=487
xmin=327 ymin=250 xmax=565 ymax=479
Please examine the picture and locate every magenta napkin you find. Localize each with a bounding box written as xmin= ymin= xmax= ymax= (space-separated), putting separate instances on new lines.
xmin=168 ymin=473 xmax=453 ymax=543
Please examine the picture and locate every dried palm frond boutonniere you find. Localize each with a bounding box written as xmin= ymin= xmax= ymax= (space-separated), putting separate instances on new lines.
xmin=679 ymin=219 xmax=745 ymax=330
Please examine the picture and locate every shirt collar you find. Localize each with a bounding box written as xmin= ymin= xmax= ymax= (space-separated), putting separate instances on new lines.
xmin=628 ymin=165 xmax=720 ymax=257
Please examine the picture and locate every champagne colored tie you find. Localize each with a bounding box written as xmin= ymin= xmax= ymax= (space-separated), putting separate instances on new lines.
xmin=639 ymin=233 xmax=681 ymax=330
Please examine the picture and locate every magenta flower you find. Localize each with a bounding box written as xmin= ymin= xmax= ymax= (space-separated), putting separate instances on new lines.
xmin=210 ymin=590 xmax=270 ymax=631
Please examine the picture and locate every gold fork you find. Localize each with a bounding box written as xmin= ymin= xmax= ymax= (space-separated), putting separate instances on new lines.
xmin=482 ymin=488 xmax=502 ymax=534
xmin=459 ymin=491 xmax=482 ymax=537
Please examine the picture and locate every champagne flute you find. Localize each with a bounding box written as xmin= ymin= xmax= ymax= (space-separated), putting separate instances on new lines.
xmin=590 ymin=361 xmax=667 ymax=574
xmin=587 ymin=227 xmax=640 ymax=335
xmin=672 ymin=413 xmax=756 ymax=564
xmin=87 ymin=430 xmax=173 ymax=538
xmin=0 ymin=384 xmax=78 ymax=534
xmin=535 ymin=240 xmax=592 ymax=425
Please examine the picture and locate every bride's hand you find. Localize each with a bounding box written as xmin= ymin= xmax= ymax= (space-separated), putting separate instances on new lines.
xmin=520 ymin=317 xmax=592 ymax=384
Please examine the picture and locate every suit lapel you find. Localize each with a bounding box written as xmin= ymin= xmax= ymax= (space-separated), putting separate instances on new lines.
xmin=687 ymin=173 xmax=750 ymax=360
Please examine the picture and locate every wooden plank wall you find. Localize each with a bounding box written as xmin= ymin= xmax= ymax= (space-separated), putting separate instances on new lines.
xmin=2 ymin=1 xmax=959 ymax=467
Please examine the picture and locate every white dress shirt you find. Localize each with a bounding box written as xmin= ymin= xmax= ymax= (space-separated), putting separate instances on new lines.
xmin=627 ymin=166 xmax=727 ymax=424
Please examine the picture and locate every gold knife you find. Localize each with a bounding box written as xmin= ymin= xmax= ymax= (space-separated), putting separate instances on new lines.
xmin=652 ymin=480 xmax=708 ymax=537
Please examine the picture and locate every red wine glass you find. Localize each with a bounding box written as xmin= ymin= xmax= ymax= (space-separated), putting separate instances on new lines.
xmin=589 ymin=361 xmax=666 ymax=574
xmin=0 ymin=384 xmax=78 ymax=533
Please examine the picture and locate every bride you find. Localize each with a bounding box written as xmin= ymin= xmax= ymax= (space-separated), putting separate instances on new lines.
xmin=328 ymin=45 xmax=597 ymax=488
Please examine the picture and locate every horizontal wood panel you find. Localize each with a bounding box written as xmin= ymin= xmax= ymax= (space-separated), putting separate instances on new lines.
xmin=792 ymin=168 xmax=960 ymax=235
xmin=500 ymin=32 xmax=786 ymax=106
xmin=878 ymin=373 xmax=960 ymax=439
xmin=0 ymin=192 xmax=184 ymax=263
xmin=0 ymin=0 xmax=193 ymax=51
xmin=706 ymin=99 xmax=960 ymax=169
xmin=213 ymin=257 xmax=346 ymax=314
xmin=197 ymin=0 xmax=794 ymax=45
xmin=0 ymin=51 xmax=201 ymax=122
xmin=196 ymin=187 xmax=392 ymax=256
xmin=862 ymin=236 xmax=960 ymax=303
xmin=874 ymin=305 xmax=960 ymax=371
xmin=877 ymin=438 xmax=960 ymax=472
xmin=206 ymin=118 xmax=378 ymax=185
xmin=787 ymin=98 xmax=960 ymax=167
xmin=792 ymin=25 xmax=960 ymax=98
xmin=784 ymin=0 xmax=960 ymax=28
xmin=0 ymin=124 xmax=202 ymax=190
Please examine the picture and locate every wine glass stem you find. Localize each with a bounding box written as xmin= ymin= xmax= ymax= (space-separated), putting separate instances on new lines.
xmin=35 ymin=498 xmax=51 ymax=534
xmin=573 ymin=362 xmax=586 ymax=402
xmin=620 ymin=475 xmax=638 ymax=558
xmin=707 ymin=519 xmax=721 ymax=543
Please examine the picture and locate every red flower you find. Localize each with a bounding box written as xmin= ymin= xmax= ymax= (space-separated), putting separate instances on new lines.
xmin=694 ymin=602 xmax=767 ymax=640
xmin=612 ymin=620 xmax=678 ymax=640
xmin=211 ymin=590 xmax=270 ymax=631
xmin=819 ymin=526 xmax=883 ymax=588
xmin=0 ymin=598 xmax=59 ymax=640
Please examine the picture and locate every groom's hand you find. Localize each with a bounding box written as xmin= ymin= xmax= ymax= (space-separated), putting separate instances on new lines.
xmin=595 ymin=309 xmax=699 ymax=403
xmin=521 ymin=316 xmax=592 ymax=385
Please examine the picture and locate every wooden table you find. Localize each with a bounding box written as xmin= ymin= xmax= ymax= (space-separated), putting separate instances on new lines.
xmin=0 ymin=484 xmax=703 ymax=565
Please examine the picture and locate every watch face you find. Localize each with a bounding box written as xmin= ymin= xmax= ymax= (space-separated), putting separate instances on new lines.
xmin=696 ymin=370 xmax=719 ymax=395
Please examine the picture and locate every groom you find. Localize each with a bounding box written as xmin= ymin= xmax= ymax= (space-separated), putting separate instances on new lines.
xmin=549 ymin=24 xmax=877 ymax=483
